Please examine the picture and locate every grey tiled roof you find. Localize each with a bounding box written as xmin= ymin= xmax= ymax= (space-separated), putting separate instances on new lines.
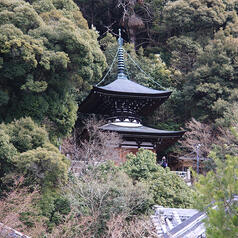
xmin=151 ymin=206 xmax=206 ymax=238
xmin=0 ymin=223 xmax=30 ymax=238
xmin=165 ymin=211 xmax=206 ymax=238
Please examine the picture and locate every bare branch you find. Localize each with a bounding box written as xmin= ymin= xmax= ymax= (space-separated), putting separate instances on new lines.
xmin=180 ymin=118 xmax=215 ymax=158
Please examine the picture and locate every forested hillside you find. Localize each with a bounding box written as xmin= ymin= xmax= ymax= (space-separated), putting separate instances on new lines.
xmin=2 ymin=0 xmax=238 ymax=131
xmin=0 ymin=0 xmax=238 ymax=237
xmin=78 ymin=0 xmax=238 ymax=128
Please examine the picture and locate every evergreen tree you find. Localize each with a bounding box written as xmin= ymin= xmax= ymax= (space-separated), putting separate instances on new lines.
xmin=151 ymin=0 xmax=238 ymax=124
xmin=184 ymin=30 xmax=238 ymax=122
xmin=0 ymin=0 xmax=107 ymax=138
xmin=195 ymin=152 xmax=238 ymax=238
xmin=0 ymin=117 xmax=69 ymax=191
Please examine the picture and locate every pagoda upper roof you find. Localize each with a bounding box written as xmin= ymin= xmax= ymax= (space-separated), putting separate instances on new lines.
xmin=78 ymin=81 xmax=171 ymax=115
xmin=95 ymin=78 xmax=171 ymax=96
xmin=78 ymin=30 xmax=171 ymax=116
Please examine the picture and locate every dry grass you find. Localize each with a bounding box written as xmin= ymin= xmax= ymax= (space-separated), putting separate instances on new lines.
xmin=0 ymin=177 xmax=46 ymax=237
xmin=106 ymin=214 xmax=158 ymax=238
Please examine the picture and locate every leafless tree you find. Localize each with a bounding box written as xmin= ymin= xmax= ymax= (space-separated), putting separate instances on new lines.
xmin=0 ymin=177 xmax=45 ymax=238
xmin=61 ymin=130 xmax=80 ymax=160
xmin=118 ymin=0 xmax=145 ymax=46
xmin=79 ymin=117 xmax=121 ymax=163
xmin=51 ymin=212 xmax=158 ymax=238
xmin=57 ymin=170 xmax=153 ymax=238
xmin=180 ymin=118 xmax=215 ymax=158
xmin=106 ymin=214 xmax=158 ymax=238
xmin=61 ymin=116 xmax=121 ymax=175
xmin=214 ymin=126 xmax=238 ymax=157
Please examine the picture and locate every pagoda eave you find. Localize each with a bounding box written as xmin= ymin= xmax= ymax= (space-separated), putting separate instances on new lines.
xmin=78 ymin=88 xmax=171 ymax=116
xmin=100 ymin=123 xmax=185 ymax=152
xmin=94 ymin=86 xmax=172 ymax=98
xmin=100 ymin=123 xmax=185 ymax=137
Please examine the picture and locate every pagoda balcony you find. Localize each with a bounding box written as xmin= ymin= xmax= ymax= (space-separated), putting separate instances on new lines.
xmin=106 ymin=116 xmax=141 ymax=124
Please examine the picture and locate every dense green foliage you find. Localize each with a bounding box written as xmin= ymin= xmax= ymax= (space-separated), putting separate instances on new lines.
xmin=0 ymin=117 xmax=69 ymax=191
xmin=152 ymin=0 xmax=238 ymax=125
xmin=124 ymin=149 xmax=194 ymax=208
xmin=3 ymin=116 xmax=49 ymax=152
xmin=0 ymin=128 xmax=17 ymax=178
xmin=183 ymin=31 xmax=238 ymax=123
xmin=16 ymin=145 xmax=69 ymax=188
xmin=195 ymin=153 xmax=238 ymax=238
xmin=0 ymin=117 xmax=71 ymax=231
xmin=0 ymin=0 xmax=107 ymax=138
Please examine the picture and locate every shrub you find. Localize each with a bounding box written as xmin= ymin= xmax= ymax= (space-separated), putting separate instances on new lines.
xmin=0 ymin=129 xmax=17 ymax=178
xmin=194 ymin=154 xmax=238 ymax=238
xmin=0 ymin=117 xmax=70 ymax=196
xmin=39 ymin=191 xmax=71 ymax=230
xmin=5 ymin=117 xmax=49 ymax=153
xmin=15 ymin=145 xmax=70 ymax=188
xmin=65 ymin=170 xmax=152 ymax=237
xmin=123 ymin=149 xmax=163 ymax=181
xmin=124 ymin=149 xmax=194 ymax=208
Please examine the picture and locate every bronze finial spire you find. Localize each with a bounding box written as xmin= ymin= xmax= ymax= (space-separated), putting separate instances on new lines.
xmin=117 ymin=29 xmax=127 ymax=79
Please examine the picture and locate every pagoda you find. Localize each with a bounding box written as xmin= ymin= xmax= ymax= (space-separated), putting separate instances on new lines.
xmin=78 ymin=31 xmax=185 ymax=162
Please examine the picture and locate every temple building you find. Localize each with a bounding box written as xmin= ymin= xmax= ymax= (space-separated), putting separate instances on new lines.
xmin=78 ymin=31 xmax=185 ymax=162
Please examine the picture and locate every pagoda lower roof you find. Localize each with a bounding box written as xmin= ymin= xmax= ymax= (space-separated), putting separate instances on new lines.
xmin=100 ymin=122 xmax=185 ymax=138
xmin=100 ymin=122 xmax=185 ymax=152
